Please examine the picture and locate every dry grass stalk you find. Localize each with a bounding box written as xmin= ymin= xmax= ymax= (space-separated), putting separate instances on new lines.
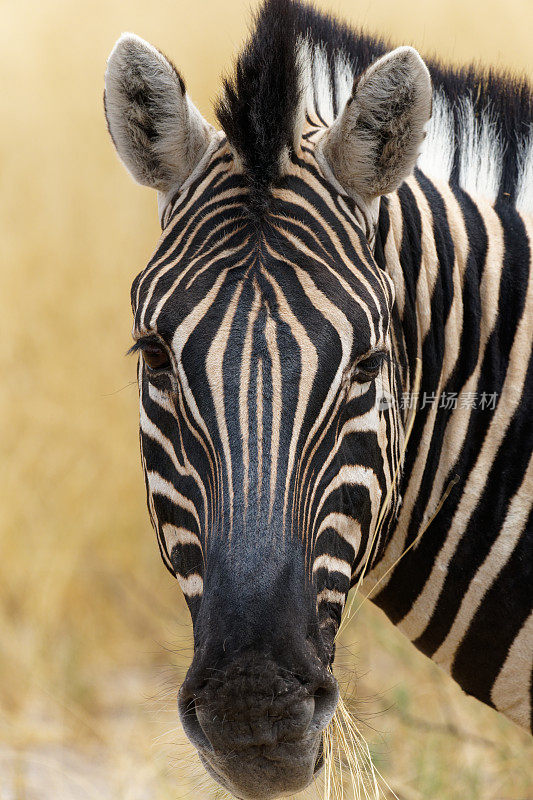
xmin=322 ymin=693 xmax=399 ymax=800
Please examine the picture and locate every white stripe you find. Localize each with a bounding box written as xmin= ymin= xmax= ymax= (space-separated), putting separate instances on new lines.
xmin=176 ymin=573 xmax=203 ymax=597
xmin=146 ymin=471 xmax=201 ymax=531
xmin=491 ymin=610 xmax=533 ymax=729
xmin=315 ymin=513 xmax=362 ymax=554
xmin=312 ymin=555 xmax=352 ymax=579
xmin=317 ymin=588 xmax=346 ymax=606
xmin=161 ymin=523 xmax=201 ymax=552
xmin=315 ymin=466 xmax=381 ymax=572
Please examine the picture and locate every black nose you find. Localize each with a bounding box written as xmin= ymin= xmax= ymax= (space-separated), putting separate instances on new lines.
xmin=177 ymin=655 xmax=339 ymax=754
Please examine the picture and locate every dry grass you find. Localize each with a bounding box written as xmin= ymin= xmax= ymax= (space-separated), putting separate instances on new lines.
xmin=1 ymin=1 xmax=532 ymax=798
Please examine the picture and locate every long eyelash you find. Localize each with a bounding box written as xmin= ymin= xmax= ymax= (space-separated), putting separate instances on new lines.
xmin=126 ymin=334 xmax=162 ymax=357
xmin=126 ymin=341 xmax=143 ymax=357
xmin=357 ymin=350 xmax=387 ymax=367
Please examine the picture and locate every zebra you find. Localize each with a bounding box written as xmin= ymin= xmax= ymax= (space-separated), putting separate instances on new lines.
xmin=104 ymin=0 xmax=533 ymax=797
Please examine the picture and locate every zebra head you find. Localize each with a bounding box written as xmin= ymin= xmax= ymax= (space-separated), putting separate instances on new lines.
xmin=104 ymin=5 xmax=431 ymax=798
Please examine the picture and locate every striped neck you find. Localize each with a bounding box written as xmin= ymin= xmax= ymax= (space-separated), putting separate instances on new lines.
xmin=366 ymin=170 xmax=532 ymax=709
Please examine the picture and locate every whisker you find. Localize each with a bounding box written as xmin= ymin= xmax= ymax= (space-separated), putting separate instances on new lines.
xmin=322 ymin=687 xmax=401 ymax=800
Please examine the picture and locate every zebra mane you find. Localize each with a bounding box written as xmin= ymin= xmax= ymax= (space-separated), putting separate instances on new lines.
xmin=215 ymin=0 xmax=533 ymax=213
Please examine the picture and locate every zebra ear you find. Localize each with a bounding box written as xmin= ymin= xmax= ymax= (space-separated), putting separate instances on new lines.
xmin=104 ymin=33 xmax=214 ymax=196
xmin=320 ymin=47 xmax=432 ymax=200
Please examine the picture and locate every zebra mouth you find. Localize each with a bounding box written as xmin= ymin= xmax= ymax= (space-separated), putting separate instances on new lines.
xmin=178 ymin=651 xmax=338 ymax=798
xmin=198 ymin=743 xmax=322 ymax=800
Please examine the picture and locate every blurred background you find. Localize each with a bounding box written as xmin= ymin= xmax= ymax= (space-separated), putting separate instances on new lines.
xmin=1 ymin=0 xmax=532 ymax=798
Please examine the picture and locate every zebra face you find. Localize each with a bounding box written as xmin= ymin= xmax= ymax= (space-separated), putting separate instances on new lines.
xmin=105 ymin=17 xmax=430 ymax=799
xmin=128 ymin=151 xmax=398 ymax=798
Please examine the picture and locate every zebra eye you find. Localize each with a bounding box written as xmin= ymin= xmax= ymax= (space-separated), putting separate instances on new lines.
xmin=354 ymin=351 xmax=386 ymax=381
xmin=142 ymin=344 xmax=171 ymax=372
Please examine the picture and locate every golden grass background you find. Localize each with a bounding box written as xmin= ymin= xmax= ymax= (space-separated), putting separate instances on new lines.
xmin=1 ymin=0 xmax=532 ymax=797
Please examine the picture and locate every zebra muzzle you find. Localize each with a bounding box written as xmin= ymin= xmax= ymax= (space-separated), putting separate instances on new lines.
xmin=177 ymin=652 xmax=338 ymax=799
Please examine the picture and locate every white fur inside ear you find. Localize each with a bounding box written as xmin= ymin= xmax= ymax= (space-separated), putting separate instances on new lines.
xmin=104 ymin=33 xmax=214 ymax=193
xmin=320 ymin=46 xmax=432 ymax=200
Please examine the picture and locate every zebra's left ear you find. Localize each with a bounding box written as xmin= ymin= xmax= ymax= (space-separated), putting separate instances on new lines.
xmin=319 ymin=47 xmax=432 ymax=200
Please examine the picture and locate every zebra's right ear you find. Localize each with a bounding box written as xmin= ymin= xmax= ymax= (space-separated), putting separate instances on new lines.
xmin=104 ymin=34 xmax=214 ymax=196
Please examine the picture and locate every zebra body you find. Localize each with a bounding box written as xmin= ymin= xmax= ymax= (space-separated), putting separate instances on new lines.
xmin=104 ymin=0 xmax=532 ymax=795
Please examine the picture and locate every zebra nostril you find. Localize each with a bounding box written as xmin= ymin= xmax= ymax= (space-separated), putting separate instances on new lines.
xmin=310 ymin=679 xmax=339 ymax=733
xmin=178 ymin=687 xmax=214 ymax=753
